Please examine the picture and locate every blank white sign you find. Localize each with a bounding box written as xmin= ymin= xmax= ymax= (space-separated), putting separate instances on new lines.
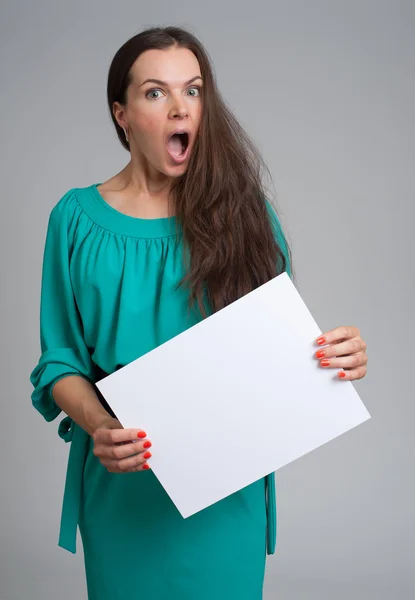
xmin=96 ymin=272 xmax=371 ymax=518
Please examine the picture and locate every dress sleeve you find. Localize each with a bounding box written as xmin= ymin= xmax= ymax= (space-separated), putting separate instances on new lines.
xmin=29 ymin=192 xmax=95 ymax=422
xmin=265 ymin=199 xmax=292 ymax=279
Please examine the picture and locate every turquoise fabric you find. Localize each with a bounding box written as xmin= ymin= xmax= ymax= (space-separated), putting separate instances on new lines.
xmin=30 ymin=183 xmax=292 ymax=599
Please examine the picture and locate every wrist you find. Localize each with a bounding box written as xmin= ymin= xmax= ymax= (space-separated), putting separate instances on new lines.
xmin=84 ymin=406 xmax=119 ymax=437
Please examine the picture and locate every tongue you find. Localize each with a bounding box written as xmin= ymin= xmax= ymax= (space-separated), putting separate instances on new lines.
xmin=167 ymin=134 xmax=183 ymax=156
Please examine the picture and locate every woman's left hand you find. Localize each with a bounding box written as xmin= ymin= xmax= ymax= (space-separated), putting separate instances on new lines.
xmin=314 ymin=326 xmax=368 ymax=381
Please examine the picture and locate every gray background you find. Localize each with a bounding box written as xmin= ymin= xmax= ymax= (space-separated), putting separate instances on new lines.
xmin=1 ymin=1 xmax=414 ymax=598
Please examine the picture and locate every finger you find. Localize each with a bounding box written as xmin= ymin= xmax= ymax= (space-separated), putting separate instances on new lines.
xmin=318 ymin=351 xmax=367 ymax=370
xmin=101 ymin=460 xmax=150 ymax=473
xmin=315 ymin=336 xmax=364 ymax=359
xmin=95 ymin=439 xmax=151 ymax=461
xmin=316 ymin=326 xmax=359 ymax=346
xmin=94 ymin=427 xmax=148 ymax=445
xmin=100 ymin=450 xmax=151 ymax=473
xmin=336 ymin=366 xmax=367 ymax=381
xmin=129 ymin=462 xmax=151 ymax=472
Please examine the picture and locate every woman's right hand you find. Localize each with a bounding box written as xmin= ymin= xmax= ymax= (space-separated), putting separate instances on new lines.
xmin=91 ymin=417 xmax=152 ymax=473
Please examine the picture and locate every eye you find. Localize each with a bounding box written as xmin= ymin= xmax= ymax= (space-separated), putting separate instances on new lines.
xmin=186 ymin=86 xmax=201 ymax=97
xmin=146 ymin=89 xmax=164 ymax=99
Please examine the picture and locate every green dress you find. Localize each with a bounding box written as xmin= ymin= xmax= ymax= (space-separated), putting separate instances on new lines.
xmin=30 ymin=183 xmax=291 ymax=599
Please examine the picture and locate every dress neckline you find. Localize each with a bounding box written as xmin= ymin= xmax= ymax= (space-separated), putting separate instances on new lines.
xmin=76 ymin=183 xmax=181 ymax=239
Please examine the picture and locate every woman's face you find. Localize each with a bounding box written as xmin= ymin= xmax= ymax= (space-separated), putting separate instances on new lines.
xmin=118 ymin=46 xmax=203 ymax=178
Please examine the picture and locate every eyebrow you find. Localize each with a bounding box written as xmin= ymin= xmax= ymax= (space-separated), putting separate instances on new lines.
xmin=138 ymin=75 xmax=203 ymax=88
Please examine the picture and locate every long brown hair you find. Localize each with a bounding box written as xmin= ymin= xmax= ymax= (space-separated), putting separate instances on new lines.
xmin=107 ymin=26 xmax=294 ymax=318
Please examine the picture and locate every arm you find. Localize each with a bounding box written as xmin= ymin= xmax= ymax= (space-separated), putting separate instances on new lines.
xmin=29 ymin=193 xmax=114 ymax=436
xmin=52 ymin=376 xmax=115 ymax=437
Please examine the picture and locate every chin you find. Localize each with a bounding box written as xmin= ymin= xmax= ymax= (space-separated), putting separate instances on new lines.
xmin=163 ymin=163 xmax=189 ymax=177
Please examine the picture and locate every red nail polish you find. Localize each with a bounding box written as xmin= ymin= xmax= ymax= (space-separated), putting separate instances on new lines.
xmin=320 ymin=359 xmax=330 ymax=367
xmin=142 ymin=463 xmax=150 ymax=470
xmin=316 ymin=350 xmax=325 ymax=358
xmin=143 ymin=441 xmax=152 ymax=448
xmin=137 ymin=431 xmax=147 ymax=439
xmin=317 ymin=337 xmax=326 ymax=345
xmin=339 ymin=372 xmax=346 ymax=378
xmin=143 ymin=451 xmax=152 ymax=459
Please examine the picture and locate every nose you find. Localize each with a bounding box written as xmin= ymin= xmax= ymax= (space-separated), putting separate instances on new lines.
xmin=168 ymin=95 xmax=189 ymax=119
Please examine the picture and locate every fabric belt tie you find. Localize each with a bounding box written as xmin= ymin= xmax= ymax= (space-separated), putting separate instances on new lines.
xmin=57 ymin=363 xmax=111 ymax=553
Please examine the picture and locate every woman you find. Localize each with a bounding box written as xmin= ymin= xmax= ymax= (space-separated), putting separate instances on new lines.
xmin=30 ymin=26 xmax=368 ymax=600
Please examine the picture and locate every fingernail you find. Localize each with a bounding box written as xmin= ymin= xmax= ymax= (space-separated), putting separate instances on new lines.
xmin=142 ymin=463 xmax=150 ymax=470
xmin=320 ymin=360 xmax=330 ymax=367
xmin=143 ymin=441 xmax=152 ymax=448
xmin=143 ymin=451 xmax=152 ymax=459
xmin=316 ymin=350 xmax=325 ymax=358
xmin=137 ymin=431 xmax=147 ymax=439
xmin=317 ymin=337 xmax=326 ymax=345
xmin=339 ymin=372 xmax=346 ymax=378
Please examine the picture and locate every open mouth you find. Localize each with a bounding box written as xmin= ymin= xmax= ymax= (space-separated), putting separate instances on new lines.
xmin=167 ymin=132 xmax=190 ymax=158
